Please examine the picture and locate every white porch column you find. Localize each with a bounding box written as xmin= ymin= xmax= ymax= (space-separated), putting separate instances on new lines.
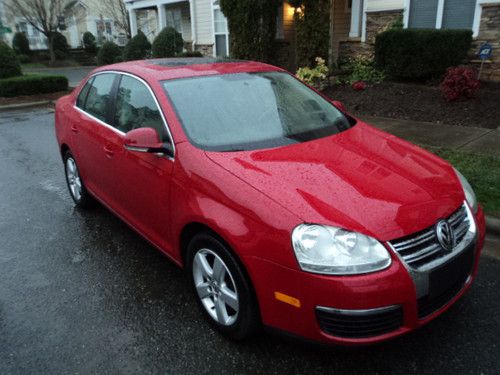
xmin=129 ymin=8 xmax=138 ymax=37
xmin=157 ymin=4 xmax=166 ymax=31
xmin=349 ymin=0 xmax=362 ymax=38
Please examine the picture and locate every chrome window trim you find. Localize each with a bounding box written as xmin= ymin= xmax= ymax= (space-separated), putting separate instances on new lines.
xmin=73 ymin=70 xmax=176 ymax=160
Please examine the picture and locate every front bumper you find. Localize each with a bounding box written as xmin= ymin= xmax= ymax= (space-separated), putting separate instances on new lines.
xmin=244 ymin=207 xmax=486 ymax=346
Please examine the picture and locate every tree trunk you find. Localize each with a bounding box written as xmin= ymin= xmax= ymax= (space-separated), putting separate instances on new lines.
xmin=48 ymin=33 xmax=56 ymax=64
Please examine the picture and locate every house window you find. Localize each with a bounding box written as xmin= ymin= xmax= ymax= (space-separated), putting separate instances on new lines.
xmin=408 ymin=0 xmax=476 ymax=30
xmin=166 ymin=9 xmax=182 ymax=33
xmin=213 ymin=6 xmax=229 ymax=57
xmin=408 ymin=0 xmax=439 ymax=29
xmin=442 ymin=0 xmax=476 ymax=29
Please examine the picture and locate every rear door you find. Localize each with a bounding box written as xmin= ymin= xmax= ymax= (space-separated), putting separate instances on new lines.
xmin=73 ymin=72 xmax=122 ymax=207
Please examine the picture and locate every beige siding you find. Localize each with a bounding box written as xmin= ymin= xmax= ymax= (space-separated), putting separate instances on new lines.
xmin=366 ymin=0 xmax=405 ymax=12
xmin=194 ymin=0 xmax=213 ymax=45
xmin=333 ymin=0 xmax=351 ymax=60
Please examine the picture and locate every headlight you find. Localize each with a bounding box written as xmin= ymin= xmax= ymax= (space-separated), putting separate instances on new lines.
xmin=454 ymin=168 xmax=478 ymax=214
xmin=291 ymin=224 xmax=391 ymax=275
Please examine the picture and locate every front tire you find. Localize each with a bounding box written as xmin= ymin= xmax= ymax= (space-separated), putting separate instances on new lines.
xmin=186 ymin=232 xmax=260 ymax=340
xmin=63 ymin=151 xmax=93 ymax=208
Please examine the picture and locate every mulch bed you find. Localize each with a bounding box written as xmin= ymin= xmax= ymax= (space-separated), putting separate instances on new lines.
xmin=0 ymin=91 xmax=71 ymax=107
xmin=323 ymin=81 xmax=500 ymax=129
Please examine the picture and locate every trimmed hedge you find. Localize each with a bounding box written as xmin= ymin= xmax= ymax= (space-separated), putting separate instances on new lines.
xmin=97 ymin=41 xmax=123 ymax=65
xmin=123 ymin=30 xmax=151 ymax=60
xmin=13 ymin=32 xmax=30 ymax=55
xmin=152 ymin=27 xmax=183 ymax=58
xmin=375 ymin=29 xmax=472 ymax=81
xmin=0 ymin=74 xmax=68 ymax=97
xmin=0 ymin=41 xmax=22 ymax=79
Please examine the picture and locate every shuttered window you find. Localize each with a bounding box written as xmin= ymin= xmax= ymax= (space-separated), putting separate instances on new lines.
xmin=409 ymin=0 xmax=439 ymax=28
xmin=442 ymin=0 xmax=476 ymax=29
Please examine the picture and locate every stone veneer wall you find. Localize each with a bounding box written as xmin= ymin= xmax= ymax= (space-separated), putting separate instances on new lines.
xmin=338 ymin=9 xmax=403 ymax=62
xmin=195 ymin=44 xmax=213 ymax=57
xmin=469 ymin=4 xmax=500 ymax=82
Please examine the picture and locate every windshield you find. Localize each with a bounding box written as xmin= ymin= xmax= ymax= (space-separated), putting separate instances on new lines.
xmin=162 ymin=71 xmax=353 ymax=151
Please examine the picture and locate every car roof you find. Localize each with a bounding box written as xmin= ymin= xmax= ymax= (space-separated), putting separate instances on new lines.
xmin=92 ymin=58 xmax=284 ymax=82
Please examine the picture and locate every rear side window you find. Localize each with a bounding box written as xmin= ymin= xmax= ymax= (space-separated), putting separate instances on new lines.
xmin=76 ymin=78 xmax=93 ymax=109
xmin=114 ymin=75 xmax=164 ymax=136
xmin=84 ymin=73 xmax=116 ymax=122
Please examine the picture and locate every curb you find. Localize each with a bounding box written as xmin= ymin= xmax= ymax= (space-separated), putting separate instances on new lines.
xmin=0 ymin=100 xmax=52 ymax=111
xmin=486 ymin=215 xmax=500 ymax=237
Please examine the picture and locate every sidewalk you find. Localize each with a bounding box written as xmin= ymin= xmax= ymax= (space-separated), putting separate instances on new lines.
xmin=359 ymin=115 xmax=500 ymax=158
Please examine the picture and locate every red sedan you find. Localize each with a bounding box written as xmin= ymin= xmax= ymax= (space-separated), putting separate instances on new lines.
xmin=55 ymin=58 xmax=486 ymax=345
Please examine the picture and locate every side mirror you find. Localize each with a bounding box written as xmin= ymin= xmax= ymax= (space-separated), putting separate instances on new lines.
xmin=331 ymin=100 xmax=346 ymax=112
xmin=124 ymin=128 xmax=173 ymax=157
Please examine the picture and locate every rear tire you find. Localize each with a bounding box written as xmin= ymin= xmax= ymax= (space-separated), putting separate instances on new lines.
xmin=63 ymin=151 xmax=93 ymax=208
xmin=186 ymin=232 xmax=260 ymax=340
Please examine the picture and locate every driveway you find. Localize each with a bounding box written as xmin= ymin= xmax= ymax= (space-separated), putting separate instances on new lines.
xmin=23 ymin=66 xmax=95 ymax=87
xmin=0 ymin=107 xmax=499 ymax=374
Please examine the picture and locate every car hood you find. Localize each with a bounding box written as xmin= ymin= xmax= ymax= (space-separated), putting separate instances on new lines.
xmin=205 ymin=122 xmax=464 ymax=241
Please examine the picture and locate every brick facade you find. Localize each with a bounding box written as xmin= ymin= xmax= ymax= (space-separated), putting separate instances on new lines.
xmin=194 ymin=44 xmax=213 ymax=57
xmin=469 ymin=4 xmax=500 ymax=82
xmin=338 ymin=9 xmax=403 ymax=62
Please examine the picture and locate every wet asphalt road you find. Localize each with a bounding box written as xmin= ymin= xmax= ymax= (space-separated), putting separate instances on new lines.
xmin=0 ymin=107 xmax=499 ymax=374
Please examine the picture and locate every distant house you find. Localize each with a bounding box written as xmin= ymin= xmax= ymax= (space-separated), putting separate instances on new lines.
xmin=0 ymin=0 xmax=128 ymax=50
xmin=123 ymin=0 xmax=295 ymax=58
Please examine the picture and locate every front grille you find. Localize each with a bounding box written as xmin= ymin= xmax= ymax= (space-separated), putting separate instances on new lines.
xmin=417 ymin=241 xmax=474 ymax=318
xmin=316 ymin=305 xmax=403 ymax=338
xmin=389 ymin=204 xmax=469 ymax=269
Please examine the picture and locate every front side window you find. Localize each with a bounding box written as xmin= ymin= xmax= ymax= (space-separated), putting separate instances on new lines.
xmin=84 ymin=73 xmax=116 ymax=122
xmin=163 ymin=72 xmax=352 ymax=152
xmin=114 ymin=75 xmax=164 ymax=136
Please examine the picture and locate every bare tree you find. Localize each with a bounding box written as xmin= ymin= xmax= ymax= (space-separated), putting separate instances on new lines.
xmin=98 ymin=0 xmax=130 ymax=38
xmin=4 ymin=0 xmax=65 ymax=63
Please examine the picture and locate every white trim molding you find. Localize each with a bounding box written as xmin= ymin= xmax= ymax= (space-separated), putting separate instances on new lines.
xmin=435 ymin=0 xmax=445 ymax=29
xmin=473 ymin=0 xmax=500 ymax=37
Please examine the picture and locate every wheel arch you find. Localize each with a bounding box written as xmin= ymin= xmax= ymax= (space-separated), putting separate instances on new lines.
xmin=179 ymin=221 xmax=262 ymax=321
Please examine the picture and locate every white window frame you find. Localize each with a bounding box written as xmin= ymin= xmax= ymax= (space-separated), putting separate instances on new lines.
xmin=402 ymin=0 xmax=487 ymax=36
xmin=211 ymin=1 xmax=229 ymax=57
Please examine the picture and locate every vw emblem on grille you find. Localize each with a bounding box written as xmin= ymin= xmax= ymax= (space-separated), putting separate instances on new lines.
xmin=435 ymin=220 xmax=455 ymax=251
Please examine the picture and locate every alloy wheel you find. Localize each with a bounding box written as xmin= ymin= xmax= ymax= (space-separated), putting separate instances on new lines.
xmin=192 ymin=248 xmax=240 ymax=326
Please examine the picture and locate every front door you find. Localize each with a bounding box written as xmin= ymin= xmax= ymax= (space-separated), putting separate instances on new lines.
xmin=106 ymin=74 xmax=175 ymax=249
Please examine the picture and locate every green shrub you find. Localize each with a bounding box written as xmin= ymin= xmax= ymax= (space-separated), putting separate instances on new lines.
xmin=152 ymin=27 xmax=183 ymax=58
xmin=340 ymin=57 xmax=385 ymax=84
xmin=219 ymin=0 xmax=279 ymax=61
xmin=375 ymin=28 xmax=472 ymax=81
xmin=12 ymin=32 xmax=30 ymax=55
xmin=37 ymin=51 xmax=51 ymax=61
xmin=295 ymin=0 xmax=330 ymax=67
xmin=123 ymin=30 xmax=151 ymax=60
xmin=82 ymin=31 xmax=96 ymax=53
xmin=52 ymin=32 xmax=69 ymax=55
xmin=0 ymin=41 xmax=22 ymax=79
xmin=97 ymin=41 xmax=122 ymax=65
xmin=176 ymin=50 xmax=203 ymax=57
xmin=296 ymin=57 xmax=329 ymax=89
xmin=0 ymin=74 xmax=68 ymax=97
xmin=17 ymin=54 xmax=31 ymax=63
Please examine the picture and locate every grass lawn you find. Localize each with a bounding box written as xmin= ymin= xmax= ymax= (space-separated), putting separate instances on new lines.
xmin=425 ymin=147 xmax=500 ymax=217
xmin=21 ymin=63 xmax=47 ymax=70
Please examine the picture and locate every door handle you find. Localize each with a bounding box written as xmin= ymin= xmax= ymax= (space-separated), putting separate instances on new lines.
xmin=103 ymin=145 xmax=114 ymax=158
xmin=71 ymin=124 xmax=79 ymax=133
